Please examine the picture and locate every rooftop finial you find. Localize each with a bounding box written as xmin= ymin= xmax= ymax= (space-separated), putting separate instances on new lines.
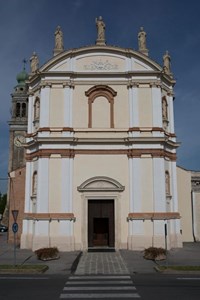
xmin=95 ymin=16 xmax=106 ymax=46
xmin=138 ymin=27 xmax=149 ymax=56
xmin=22 ymin=58 xmax=27 ymax=71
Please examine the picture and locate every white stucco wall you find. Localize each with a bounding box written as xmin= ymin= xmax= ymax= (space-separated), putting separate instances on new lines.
xmin=177 ymin=166 xmax=193 ymax=241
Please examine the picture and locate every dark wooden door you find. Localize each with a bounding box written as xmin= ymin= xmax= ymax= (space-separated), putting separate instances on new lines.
xmin=88 ymin=200 xmax=114 ymax=247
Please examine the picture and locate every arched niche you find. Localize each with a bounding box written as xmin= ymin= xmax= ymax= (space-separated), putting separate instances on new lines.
xmin=85 ymin=85 xmax=117 ymax=128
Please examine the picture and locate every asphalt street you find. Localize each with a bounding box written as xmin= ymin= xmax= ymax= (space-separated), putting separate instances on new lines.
xmin=0 ymin=273 xmax=200 ymax=300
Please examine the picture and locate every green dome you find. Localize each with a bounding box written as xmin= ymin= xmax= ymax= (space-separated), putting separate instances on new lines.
xmin=16 ymin=69 xmax=29 ymax=86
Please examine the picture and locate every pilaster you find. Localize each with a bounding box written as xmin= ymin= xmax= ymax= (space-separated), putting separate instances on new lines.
xmin=151 ymin=84 xmax=162 ymax=128
xmin=167 ymin=92 xmax=175 ymax=134
xmin=37 ymin=158 xmax=49 ymax=213
xmin=60 ymin=157 xmax=74 ymax=235
xmin=27 ymin=94 xmax=34 ymax=134
xmin=40 ymin=85 xmax=51 ymax=128
xmin=63 ymin=85 xmax=71 ymax=127
xmin=129 ymin=158 xmax=143 ymax=235
xmin=128 ymin=83 xmax=139 ymax=128
xmin=24 ymin=161 xmax=32 ymax=212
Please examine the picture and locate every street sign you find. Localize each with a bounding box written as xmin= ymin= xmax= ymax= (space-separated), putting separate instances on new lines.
xmin=12 ymin=222 xmax=18 ymax=233
xmin=12 ymin=210 xmax=19 ymax=222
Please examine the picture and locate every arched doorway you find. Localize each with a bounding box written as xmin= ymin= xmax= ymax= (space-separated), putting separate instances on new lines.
xmin=77 ymin=176 xmax=125 ymax=249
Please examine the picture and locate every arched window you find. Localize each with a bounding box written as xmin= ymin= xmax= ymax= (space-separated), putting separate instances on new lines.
xmin=16 ymin=102 xmax=21 ymax=117
xmin=85 ymin=85 xmax=117 ymax=128
xmin=165 ymin=171 xmax=170 ymax=195
xmin=32 ymin=171 xmax=38 ymax=196
xmin=22 ymin=103 xmax=26 ymax=117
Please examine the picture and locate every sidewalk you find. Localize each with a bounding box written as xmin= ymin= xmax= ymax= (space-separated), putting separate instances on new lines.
xmin=120 ymin=242 xmax=200 ymax=274
xmin=0 ymin=233 xmax=81 ymax=275
xmin=1 ymin=232 xmax=200 ymax=275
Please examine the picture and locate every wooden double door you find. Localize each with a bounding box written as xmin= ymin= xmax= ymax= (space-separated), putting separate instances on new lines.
xmin=88 ymin=200 xmax=114 ymax=248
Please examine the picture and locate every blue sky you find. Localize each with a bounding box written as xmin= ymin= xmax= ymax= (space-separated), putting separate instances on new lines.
xmin=0 ymin=0 xmax=200 ymax=193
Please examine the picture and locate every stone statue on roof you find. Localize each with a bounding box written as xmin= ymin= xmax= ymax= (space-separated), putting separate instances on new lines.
xmin=138 ymin=27 xmax=149 ymax=56
xmin=163 ymin=51 xmax=171 ymax=75
xmin=30 ymin=52 xmax=39 ymax=73
xmin=96 ymin=16 xmax=106 ymax=46
xmin=54 ymin=26 xmax=64 ymax=56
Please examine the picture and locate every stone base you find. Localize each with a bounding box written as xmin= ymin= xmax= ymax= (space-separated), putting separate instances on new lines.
xmin=128 ymin=233 xmax=183 ymax=250
xmin=20 ymin=233 xmax=33 ymax=249
xmin=21 ymin=234 xmax=75 ymax=251
xmin=95 ymin=39 xmax=106 ymax=46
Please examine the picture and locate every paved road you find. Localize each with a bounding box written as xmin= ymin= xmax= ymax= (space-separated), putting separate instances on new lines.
xmin=1 ymin=273 xmax=200 ymax=299
xmin=133 ymin=273 xmax=200 ymax=300
xmin=0 ymin=275 xmax=67 ymax=300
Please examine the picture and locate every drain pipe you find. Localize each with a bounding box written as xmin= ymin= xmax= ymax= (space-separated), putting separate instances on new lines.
xmin=191 ymin=190 xmax=196 ymax=242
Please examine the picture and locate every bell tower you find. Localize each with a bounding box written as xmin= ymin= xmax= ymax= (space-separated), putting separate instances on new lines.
xmin=8 ymin=64 xmax=28 ymax=172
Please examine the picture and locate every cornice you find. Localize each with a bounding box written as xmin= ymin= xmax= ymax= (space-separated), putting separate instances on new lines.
xmin=26 ymin=148 xmax=177 ymax=161
xmin=23 ymin=212 xmax=76 ymax=221
xmin=127 ymin=212 xmax=180 ymax=221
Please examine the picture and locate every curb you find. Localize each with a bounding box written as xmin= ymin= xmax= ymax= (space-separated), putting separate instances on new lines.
xmin=0 ymin=265 xmax=48 ymax=274
xmin=154 ymin=266 xmax=200 ymax=274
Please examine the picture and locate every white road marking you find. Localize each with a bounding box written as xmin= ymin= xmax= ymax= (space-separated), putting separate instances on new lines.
xmin=177 ymin=277 xmax=200 ymax=280
xmin=60 ymin=293 xmax=140 ymax=298
xmin=66 ymin=280 xmax=133 ymax=285
xmin=69 ymin=275 xmax=131 ymax=280
xmin=64 ymin=286 xmax=136 ymax=290
xmin=0 ymin=276 xmax=49 ymax=280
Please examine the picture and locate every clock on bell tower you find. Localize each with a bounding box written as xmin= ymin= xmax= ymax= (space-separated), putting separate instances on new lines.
xmin=8 ymin=65 xmax=29 ymax=172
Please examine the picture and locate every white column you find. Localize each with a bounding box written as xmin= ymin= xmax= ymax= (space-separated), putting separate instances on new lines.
xmin=40 ymin=86 xmax=50 ymax=127
xmin=35 ymin=158 xmax=49 ymax=235
xmin=129 ymin=85 xmax=139 ymax=128
xmin=61 ymin=158 xmax=73 ymax=212
xmin=171 ymin=161 xmax=178 ymax=212
xmin=132 ymin=158 xmax=142 ymax=212
xmin=37 ymin=158 xmax=49 ymax=213
xmin=63 ymin=86 xmax=71 ymax=127
xmin=61 ymin=157 xmax=73 ymax=235
xmin=27 ymin=95 xmax=34 ymax=133
xmin=24 ymin=161 xmax=32 ymax=212
xmin=129 ymin=158 xmax=143 ymax=235
xmin=167 ymin=93 xmax=175 ymax=134
xmin=152 ymin=85 xmax=162 ymax=128
xmin=153 ymin=158 xmax=166 ymax=235
xmin=170 ymin=161 xmax=180 ymax=234
xmin=69 ymin=87 xmax=73 ymax=127
xmin=22 ymin=161 xmax=32 ymax=237
xmin=153 ymin=158 xmax=165 ymax=212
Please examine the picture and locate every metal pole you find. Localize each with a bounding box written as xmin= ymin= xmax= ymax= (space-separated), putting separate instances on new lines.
xmin=164 ymin=223 xmax=168 ymax=267
xmin=164 ymin=223 xmax=167 ymax=250
xmin=14 ymin=231 xmax=16 ymax=266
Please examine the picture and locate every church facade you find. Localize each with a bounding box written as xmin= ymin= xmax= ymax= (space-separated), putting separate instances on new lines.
xmin=7 ymin=19 xmax=200 ymax=251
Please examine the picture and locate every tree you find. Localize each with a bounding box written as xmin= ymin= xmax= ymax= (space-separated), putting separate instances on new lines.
xmin=0 ymin=193 xmax=7 ymax=215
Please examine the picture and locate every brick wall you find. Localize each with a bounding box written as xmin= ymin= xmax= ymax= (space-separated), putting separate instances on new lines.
xmin=8 ymin=167 xmax=26 ymax=244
